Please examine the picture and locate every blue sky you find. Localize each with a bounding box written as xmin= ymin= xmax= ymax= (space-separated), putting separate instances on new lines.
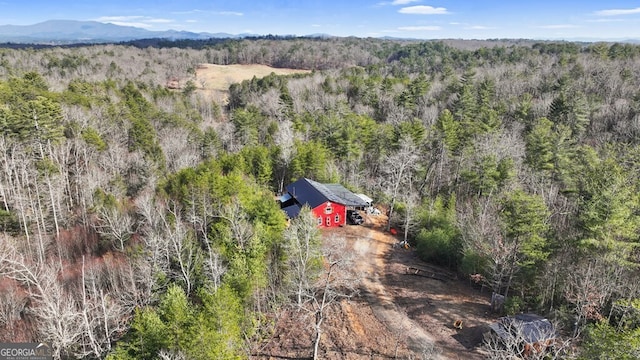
xmin=1 ymin=0 xmax=640 ymax=40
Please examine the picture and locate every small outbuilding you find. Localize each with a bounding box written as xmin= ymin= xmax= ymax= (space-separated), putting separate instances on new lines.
xmin=279 ymin=178 xmax=368 ymax=227
xmin=485 ymin=313 xmax=557 ymax=356
xmin=355 ymin=193 xmax=373 ymax=207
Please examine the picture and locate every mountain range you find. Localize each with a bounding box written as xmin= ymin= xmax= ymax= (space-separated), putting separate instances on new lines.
xmin=0 ymin=20 xmax=243 ymax=44
xmin=1 ymin=20 xmax=638 ymax=45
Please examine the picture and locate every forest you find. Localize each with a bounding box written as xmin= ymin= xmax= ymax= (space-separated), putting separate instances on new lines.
xmin=0 ymin=36 xmax=639 ymax=359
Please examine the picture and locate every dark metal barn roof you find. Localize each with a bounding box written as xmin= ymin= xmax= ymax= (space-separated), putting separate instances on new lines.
xmin=285 ymin=178 xmax=368 ymax=209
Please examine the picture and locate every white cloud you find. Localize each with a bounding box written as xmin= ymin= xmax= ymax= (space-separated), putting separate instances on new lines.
xmin=465 ymin=25 xmax=495 ymax=30
xmin=106 ymin=21 xmax=153 ymax=28
xmin=186 ymin=19 xmax=198 ymax=23
xmin=399 ymin=5 xmax=448 ymax=15
xmin=172 ymin=9 xmax=242 ymax=16
xmin=392 ymin=0 xmax=421 ymax=5
xmin=587 ymin=18 xmax=625 ymax=23
xmin=146 ymin=18 xmax=173 ymax=24
xmin=214 ymin=11 xmax=243 ymax=16
xmin=95 ymin=16 xmax=145 ymax=22
xmin=398 ymin=25 xmax=441 ymax=31
xmin=94 ymin=16 xmax=152 ymax=28
xmin=172 ymin=9 xmax=204 ymax=15
xmin=94 ymin=16 xmax=174 ymax=28
xmin=312 ymin=24 xmax=322 ymax=27
xmin=537 ymin=24 xmax=580 ymax=29
xmin=595 ymin=7 xmax=640 ymax=16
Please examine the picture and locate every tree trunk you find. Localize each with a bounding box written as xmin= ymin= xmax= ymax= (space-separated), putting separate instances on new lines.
xmin=313 ymin=311 xmax=323 ymax=360
xmin=386 ymin=196 xmax=396 ymax=232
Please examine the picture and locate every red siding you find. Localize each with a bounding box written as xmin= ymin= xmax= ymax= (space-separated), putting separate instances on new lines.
xmin=312 ymin=201 xmax=346 ymax=227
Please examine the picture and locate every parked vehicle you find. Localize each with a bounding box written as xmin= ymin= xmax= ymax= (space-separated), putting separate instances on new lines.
xmin=347 ymin=210 xmax=364 ymax=225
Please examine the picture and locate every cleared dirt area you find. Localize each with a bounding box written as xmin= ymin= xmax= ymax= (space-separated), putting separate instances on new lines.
xmin=193 ymin=64 xmax=311 ymax=101
xmin=255 ymin=214 xmax=495 ymax=359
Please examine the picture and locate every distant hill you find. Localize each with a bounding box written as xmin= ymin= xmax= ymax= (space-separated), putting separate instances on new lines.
xmin=0 ymin=20 xmax=240 ymax=44
xmin=2 ymin=20 xmax=638 ymax=46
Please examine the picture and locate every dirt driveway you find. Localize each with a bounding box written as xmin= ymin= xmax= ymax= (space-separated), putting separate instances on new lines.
xmin=335 ymin=215 xmax=493 ymax=359
xmin=255 ymin=214 xmax=493 ymax=359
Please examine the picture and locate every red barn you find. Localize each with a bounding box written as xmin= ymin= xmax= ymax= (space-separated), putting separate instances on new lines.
xmin=279 ymin=178 xmax=368 ymax=227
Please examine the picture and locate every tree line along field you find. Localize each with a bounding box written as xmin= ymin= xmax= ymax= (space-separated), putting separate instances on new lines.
xmin=0 ymin=37 xmax=639 ymax=359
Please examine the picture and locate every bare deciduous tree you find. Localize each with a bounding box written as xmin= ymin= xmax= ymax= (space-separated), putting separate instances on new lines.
xmin=381 ymin=137 xmax=420 ymax=231
xmin=164 ymin=211 xmax=198 ymax=295
xmin=458 ymin=198 xmax=511 ymax=296
xmin=274 ymin=119 xmax=296 ymax=193
xmin=93 ymin=205 xmax=136 ymax=252
xmin=0 ymin=241 xmax=82 ymax=358
xmin=306 ymin=235 xmax=360 ymax=360
xmin=77 ymin=256 xmax=129 ymax=358
xmin=401 ymin=184 xmax=420 ymax=245
xmin=181 ymin=191 xmax=226 ymax=291
xmin=284 ymin=206 xmax=321 ymax=307
xmin=564 ymin=257 xmax=624 ymax=337
xmin=217 ymin=200 xmax=255 ymax=252
xmin=0 ymin=286 xmax=27 ymax=334
xmin=158 ymin=349 xmax=188 ymax=360
xmin=203 ymin=249 xmax=226 ymax=291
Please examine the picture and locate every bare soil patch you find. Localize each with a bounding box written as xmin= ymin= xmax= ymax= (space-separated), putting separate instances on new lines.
xmin=254 ymin=213 xmax=495 ymax=359
xmin=384 ymin=247 xmax=494 ymax=359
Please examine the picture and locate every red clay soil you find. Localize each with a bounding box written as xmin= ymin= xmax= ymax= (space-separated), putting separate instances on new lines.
xmin=254 ymin=213 xmax=495 ymax=359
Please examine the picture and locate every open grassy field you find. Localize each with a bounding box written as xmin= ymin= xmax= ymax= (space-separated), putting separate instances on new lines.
xmin=194 ymin=64 xmax=311 ymax=98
